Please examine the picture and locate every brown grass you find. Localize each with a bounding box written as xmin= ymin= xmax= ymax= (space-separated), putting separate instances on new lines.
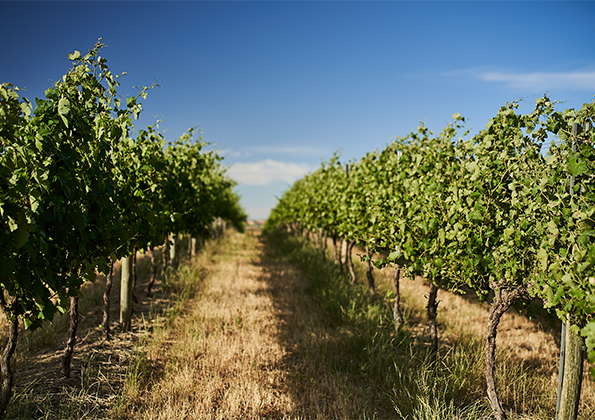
xmin=117 ymin=230 xmax=389 ymax=419
xmin=119 ymin=231 xmax=293 ymax=418
xmin=116 ymin=230 xmax=595 ymax=419
xmin=3 ymin=229 xmax=595 ymax=419
xmin=2 ymin=244 xmax=189 ymax=419
xmin=393 ymin=275 xmax=595 ymax=417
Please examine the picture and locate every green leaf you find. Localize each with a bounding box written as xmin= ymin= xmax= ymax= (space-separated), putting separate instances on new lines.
xmin=578 ymin=258 xmax=595 ymax=274
xmin=35 ymin=133 xmax=43 ymax=151
xmin=568 ymin=155 xmax=587 ymax=177
xmin=68 ymin=50 xmax=81 ymax=60
xmin=547 ymin=221 xmax=559 ymax=236
xmin=438 ymin=228 xmax=445 ymax=245
xmin=7 ymin=216 xmax=18 ymax=232
xmin=58 ymin=97 xmax=70 ymax=127
xmin=58 ymin=97 xmax=70 ymax=116
xmin=15 ymin=225 xmax=29 ymax=249
xmin=536 ymin=248 xmax=548 ymax=271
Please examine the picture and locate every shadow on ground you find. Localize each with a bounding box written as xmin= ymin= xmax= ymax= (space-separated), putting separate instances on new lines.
xmin=252 ymin=229 xmax=491 ymax=419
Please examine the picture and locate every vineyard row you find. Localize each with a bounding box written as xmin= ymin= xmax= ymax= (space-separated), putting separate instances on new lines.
xmin=0 ymin=40 xmax=246 ymax=417
xmin=265 ymin=95 xmax=595 ymax=420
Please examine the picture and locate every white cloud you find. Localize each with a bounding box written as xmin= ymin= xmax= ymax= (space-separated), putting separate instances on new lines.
xmin=218 ymin=148 xmax=252 ymax=158
xmin=244 ymin=146 xmax=329 ymax=156
xmin=227 ymin=159 xmax=314 ymax=186
xmin=477 ymin=70 xmax=595 ymax=91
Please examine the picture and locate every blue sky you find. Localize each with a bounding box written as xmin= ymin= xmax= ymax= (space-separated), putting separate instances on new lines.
xmin=2 ymin=1 xmax=595 ymax=220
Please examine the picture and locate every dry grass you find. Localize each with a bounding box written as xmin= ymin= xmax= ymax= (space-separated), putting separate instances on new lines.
xmin=271 ymin=232 xmax=595 ymax=419
xmin=117 ymin=231 xmax=293 ymax=418
xmin=2 ymin=240 xmax=198 ymax=419
xmin=117 ymin=229 xmax=595 ymax=419
xmin=392 ymin=274 xmax=595 ymax=418
xmin=4 ymin=228 xmax=595 ymax=419
xmin=117 ymin=230 xmax=391 ymax=419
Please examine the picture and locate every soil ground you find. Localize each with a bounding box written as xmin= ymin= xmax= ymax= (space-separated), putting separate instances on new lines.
xmin=5 ymin=245 xmax=175 ymax=419
xmin=2 ymin=228 xmax=594 ymax=419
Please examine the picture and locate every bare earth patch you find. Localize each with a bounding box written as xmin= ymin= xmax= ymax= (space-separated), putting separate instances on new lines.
xmin=3 ymin=230 xmax=595 ymax=419
xmin=4 ymin=247 xmax=178 ymax=419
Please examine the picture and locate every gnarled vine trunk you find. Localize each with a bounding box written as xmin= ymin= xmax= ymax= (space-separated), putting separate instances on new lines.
xmin=365 ymin=245 xmax=375 ymax=295
xmin=393 ymin=267 xmax=404 ymax=330
xmin=347 ymin=240 xmax=356 ymax=284
xmin=102 ymin=259 xmax=114 ymax=340
xmin=0 ymin=292 xmax=18 ymax=419
xmin=485 ymin=283 xmax=528 ymax=420
xmin=332 ymin=232 xmax=338 ymax=263
xmin=427 ymin=282 xmax=439 ymax=355
xmin=62 ymin=295 xmax=79 ymax=378
xmin=147 ymin=247 xmax=158 ymax=297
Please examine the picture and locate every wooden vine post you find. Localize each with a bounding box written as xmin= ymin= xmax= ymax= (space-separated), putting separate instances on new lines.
xmin=120 ymin=256 xmax=133 ymax=331
xmin=169 ymin=233 xmax=177 ymax=269
xmin=557 ymin=316 xmax=584 ymax=420
xmin=162 ymin=240 xmax=170 ymax=278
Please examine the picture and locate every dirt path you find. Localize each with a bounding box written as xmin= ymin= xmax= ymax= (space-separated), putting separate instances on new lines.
xmin=6 ymin=229 xmax=595 ymax=419
xmin=120 ymin=229 xmax=386 ymax=419
xmin=116 ymin=229 xmax=595 ymax=420
xmin=128 ymin=229 xmax=294 ymax=418
xmin=5 ymin=246 xmax=175 ymax=419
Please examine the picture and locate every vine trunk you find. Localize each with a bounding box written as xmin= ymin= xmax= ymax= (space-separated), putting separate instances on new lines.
xmin=62 ymin=296 xmax=79 ymax=378
xmin=485 ymin=283 xmax=528 ymax=420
